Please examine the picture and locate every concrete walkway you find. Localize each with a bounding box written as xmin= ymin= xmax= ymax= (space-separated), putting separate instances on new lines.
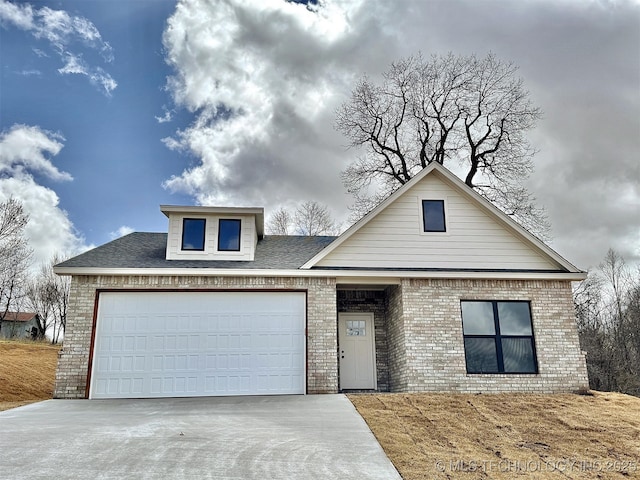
xmin=0 ymin=395 xmax=401 ymax=480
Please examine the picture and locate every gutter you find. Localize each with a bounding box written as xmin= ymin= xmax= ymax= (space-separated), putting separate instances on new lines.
xmin=53 ymin=266 xmax=587 ymax=281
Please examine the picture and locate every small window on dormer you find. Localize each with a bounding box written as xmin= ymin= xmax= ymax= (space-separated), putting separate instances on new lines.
xmin=422 ymin=200 xmax=446 ymax=232
xmin=182 ymin=218 xmax=206 ymax=251
xmin=218 ymin=219 xmax=241 ymax=251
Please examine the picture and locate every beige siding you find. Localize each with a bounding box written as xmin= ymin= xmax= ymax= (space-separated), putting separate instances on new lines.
xmin=317 ymin=172 xmax=559 ymax=270
xmin=166 ymin=213 xmax=257 ymax=261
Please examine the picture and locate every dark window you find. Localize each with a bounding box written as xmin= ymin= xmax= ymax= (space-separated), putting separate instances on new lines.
xmin=181 ymin=218 xmax=206 ymax=251
xmin=422 ymin=200 xmax=446 ymax=232
xmin=218 ymin=219 xmax=241 ymax=251
xmin=461 ymin=300 xmax=537 ymax=374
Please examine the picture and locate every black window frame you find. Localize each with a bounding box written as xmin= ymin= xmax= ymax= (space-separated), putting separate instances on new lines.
xmin=217 ymin=219 xmax=241 ymax=252
xmin=181 ymin=218 xmax=206 ymax=251
xmin=422 ymin=199 xmax=446 ymax=232
xmin=461 ymin=300 xmax=539 ymax=374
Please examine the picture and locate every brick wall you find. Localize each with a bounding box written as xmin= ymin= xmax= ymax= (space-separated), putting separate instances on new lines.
xmin=385 ymin=285 xmax=408 ymax=392
xmin=395 ymin=278 xmax=589 ymax=393
xmin=54 ymin=275 xmax=337 ymax=398
xmin=55 ymin=274 xmax=588 ymax=398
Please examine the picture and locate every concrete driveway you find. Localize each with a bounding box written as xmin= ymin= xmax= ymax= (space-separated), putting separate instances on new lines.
xmin=0 ymin=394 xmax=401 ymax=480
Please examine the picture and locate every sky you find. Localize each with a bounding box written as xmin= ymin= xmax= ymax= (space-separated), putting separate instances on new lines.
xmin=0 ymin=0 xmax=638 ymax=272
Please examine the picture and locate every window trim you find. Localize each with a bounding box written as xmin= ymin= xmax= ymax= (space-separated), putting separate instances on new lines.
xmin=181 ymin=218 xmax=206 ymax=251
xmin=217 ymin=218 xmax=242 ymax=252
xmin=461 ymin=300 xmax=539 ymax=375
xmin=420 ymin=198 xmax=448 ymax=234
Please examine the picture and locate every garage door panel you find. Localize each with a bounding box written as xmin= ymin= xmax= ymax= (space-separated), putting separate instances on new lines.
xmin=91 ymin=292 xmax=306 ymax=399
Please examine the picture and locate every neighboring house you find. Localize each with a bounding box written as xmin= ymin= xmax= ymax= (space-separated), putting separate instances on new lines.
xmin=0 ymin=312 xmax=40 ymax=340
xmin=53 ymin=163 xmax=588 ymax=399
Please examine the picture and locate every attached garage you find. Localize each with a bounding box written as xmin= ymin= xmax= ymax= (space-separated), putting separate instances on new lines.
xmin=90 ymin=291 xmax=306 ymax=399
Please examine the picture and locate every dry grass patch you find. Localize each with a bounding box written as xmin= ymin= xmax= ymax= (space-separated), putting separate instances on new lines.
xmin=0 ymin=340 xmax=60 ymax=411
xmin=349 ymin=392 xmax=640 ymax=479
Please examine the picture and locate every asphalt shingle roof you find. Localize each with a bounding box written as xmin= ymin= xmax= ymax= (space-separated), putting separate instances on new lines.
xmin=56 ymin=233 xmax=337 ymax=270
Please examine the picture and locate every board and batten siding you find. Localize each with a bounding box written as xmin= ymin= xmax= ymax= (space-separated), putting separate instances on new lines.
xmin=166 ymin=214 xmax=257 ymax=261
xmin=316 ymin=173 xmax=560 ymax=270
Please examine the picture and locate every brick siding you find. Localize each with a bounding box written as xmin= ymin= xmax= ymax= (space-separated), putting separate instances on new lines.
xmin=55 ymin=275 xmax=588 ymax=398
xmin=385 ymin=284 xmax=409 ymax=391
xmin=392 ymin=278 xmax=589 ymax=393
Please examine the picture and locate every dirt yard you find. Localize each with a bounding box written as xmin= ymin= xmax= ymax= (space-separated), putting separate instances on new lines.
xmin=0 ymin=340 xmax=60 ymax=411
xmin=349 ymin=392 xmax=640 ymax=479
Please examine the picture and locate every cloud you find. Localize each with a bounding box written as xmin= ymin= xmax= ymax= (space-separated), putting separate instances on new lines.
xmin=0 ymin=0 xmax=33 ymax=29
xmin=58 ymin=52 xmax=117 ymax=96
xmin=0 ymin=124 xmax=89 ymax=266
xmin=155 ymin=106 xmax=174 ymax=124
xmin=0 ymin=0 xmax=116 ymax=95
xmin=110 ymin=225 xmax=134 ymax=240
xmin=161 ymin=0 xmax=639 ymax=269
xmin=15 ymin=69 xmax=41 ymax=76
xmin=161 ymin=0 xmax=383 ymax=208
xmin=0 ymin=124 xmax=72 ymax=181
xmin=32 ymin=47 xmax=47 ymax=57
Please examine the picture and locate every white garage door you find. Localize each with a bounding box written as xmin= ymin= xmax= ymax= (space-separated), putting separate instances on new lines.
xmin=90 ymin=291 xmax=306 ymax=399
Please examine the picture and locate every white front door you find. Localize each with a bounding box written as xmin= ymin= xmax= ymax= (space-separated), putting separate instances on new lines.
xmin=338 ymin=312 xmax=376 ymax=390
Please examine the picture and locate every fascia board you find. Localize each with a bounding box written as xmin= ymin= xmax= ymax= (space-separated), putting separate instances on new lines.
xmin=160 ymin=205 xmax=264 ymax=216
xmin=53 ymin=266 xmax=586 ymax=281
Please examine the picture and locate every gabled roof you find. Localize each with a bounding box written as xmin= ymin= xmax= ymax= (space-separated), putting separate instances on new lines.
xmin=1 ymin=312 xmax=38 ymax=322
xmin=55 ymin=163 xmax=585 ymax=280
xmin=301 ymin=162 xmax=583 ymax=274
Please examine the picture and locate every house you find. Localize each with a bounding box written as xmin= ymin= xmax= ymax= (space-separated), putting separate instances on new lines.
xmin=0 ymin=312 xmax=40 ymax=340
xmin=53 ymin=162 xmax=589 ymax=399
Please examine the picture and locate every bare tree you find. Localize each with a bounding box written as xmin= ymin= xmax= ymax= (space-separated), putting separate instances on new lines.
xmin=267 ymin=207 xmax=293 ymax=235
xmin=574 ymin=249 xmax=640 ymax=396
xmin=266 ymin=201 xmax=340 ymax=236
xmin=0 ymin=197 xmax=28 ymax=244
xmin=337 ymin=52 xmax=547 ymax=235
xmin=26 ymin=278 xmax=54 ymax=340
xmin=293 ymin=201 xmax=340 ymax=236
xmin=599 ymin=249 xmax=631 ymax=324
xmin=0 ymin=198 xmax=33 ymax=334
xmin=25 ymin=254 xmax=71 ymax=343
xmin=625 ymin=283 xmax=640 ymax=388
xmin=48 ymin=254 xmax=70 ymax=343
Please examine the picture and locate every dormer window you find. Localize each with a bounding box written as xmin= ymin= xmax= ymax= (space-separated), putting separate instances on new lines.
xmin=182 ymin=218 xmax=206 ymax=251
xmin=218 ymin=219 xmax=241 ymax=251
xmin=422 ymin=200 xmax=446 ymax=232
xmin=162 ymin=205 xmax=262 ymax=261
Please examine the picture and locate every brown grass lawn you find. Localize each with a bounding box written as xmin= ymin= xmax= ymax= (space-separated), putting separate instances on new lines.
xmin=349 ymin=392 xmax=640 ymax=479
xmin=0 ymin=340 xmax=60 ymax=411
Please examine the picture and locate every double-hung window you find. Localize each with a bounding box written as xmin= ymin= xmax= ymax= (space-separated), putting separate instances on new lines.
xmin=461 ymin=300 xmax=538 ymax=374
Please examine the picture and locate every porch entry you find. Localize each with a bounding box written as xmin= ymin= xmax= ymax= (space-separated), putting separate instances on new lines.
xmin=338 ymin=312 xmax=376 ymax=389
